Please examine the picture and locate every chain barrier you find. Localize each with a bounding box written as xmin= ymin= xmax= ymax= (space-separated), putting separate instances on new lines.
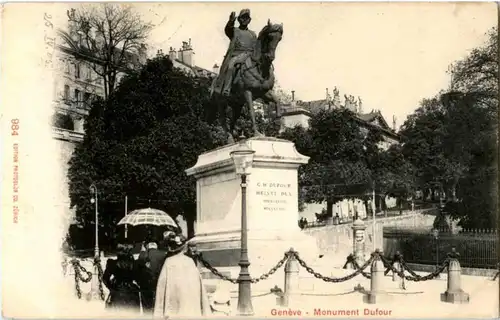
xmin=381 ymin=255 xmax=449 ymax=282
xmin=194 ymin=254 xmax=238 ymax=284
xmin=70 ymin=259 xmax=92 ymax=299
xmin=193 ymin=247 xmax=450 ymax=287
xmin=94 ymin=256 xmax=106 ymax=301
xmin=193 ymin=251 xmax=292 ymax=284
xmin=384 ymin=252 xmax=403 ymax=276
xmin=292 ymin=251 xmax=374 ymax=283
xmin=251 ymin=252 xmax=290 ymax=284
xmin=353 ymin=259 xmax=372 ymax=279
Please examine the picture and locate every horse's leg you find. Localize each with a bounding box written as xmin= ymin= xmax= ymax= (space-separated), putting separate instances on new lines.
xmin=229 ymin=99 xmax=243 ymax=138
xmin=215 ymin=96 xmax=233 ymax=144
xmin=243 ymin=90 xmax=263 ymax=137
xmin=262 ymin=90 xmax=281 ymax=117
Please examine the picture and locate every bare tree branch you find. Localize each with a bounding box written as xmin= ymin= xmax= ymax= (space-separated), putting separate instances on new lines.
xmin=59 ymin=3 xmax=152 ymax=99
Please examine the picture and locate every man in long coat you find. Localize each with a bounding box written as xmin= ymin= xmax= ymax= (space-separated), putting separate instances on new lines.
xmin=137 ymin=242 xmax=167 ymax=314
xmin=212 ymin=9 xmax=257 ymax=96
xmin=153 ymin=232 xmax=211 ymax=318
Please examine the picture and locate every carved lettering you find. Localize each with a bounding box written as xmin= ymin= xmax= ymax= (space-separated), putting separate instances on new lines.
xmin=254 ymin=180 xmax=293 ymax=212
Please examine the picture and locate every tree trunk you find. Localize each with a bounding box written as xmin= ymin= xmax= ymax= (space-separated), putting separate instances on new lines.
xmin=326 ymin=201 xmax=333 ymax=218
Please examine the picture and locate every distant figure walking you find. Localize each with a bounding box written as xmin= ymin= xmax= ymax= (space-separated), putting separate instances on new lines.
xmin=137 ymin=242 xmax=167 ymax=314
xmin=103 ymin=244 xmax=141 ymax=313
xmin=153 ymin=228 xmax=211 ymax=318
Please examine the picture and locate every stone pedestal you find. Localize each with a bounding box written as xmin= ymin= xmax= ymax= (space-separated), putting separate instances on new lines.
xmin=186 ymin=137 xmax=320 ymax=287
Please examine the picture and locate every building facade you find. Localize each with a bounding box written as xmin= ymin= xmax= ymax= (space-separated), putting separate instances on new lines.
xmin=279 ymin=87 xmax=400 ymax=150
xmin=278 ymin=88 xmax=401 ymax=222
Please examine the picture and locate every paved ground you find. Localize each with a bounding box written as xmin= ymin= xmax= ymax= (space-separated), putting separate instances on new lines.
xmin=59 ymin=259 xmax=498 ymax=319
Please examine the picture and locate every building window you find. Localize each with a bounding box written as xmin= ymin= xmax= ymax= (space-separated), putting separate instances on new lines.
xmin=84 ymin=92 xmax=91 ymax=106
xmin=84 ymin=65 xmax=90 ymax=80
xmin=52 ymin=113 xmax=74 ymax=131
xmin=64 ymin=85 xmax=70 ymax=102
xmin=75 ymin=63 xmax=81 ymax=79
xmin=74 ymin=89 xmax=80 ymax=104
xmin=65 ymin=61 xmax=70 ymax=74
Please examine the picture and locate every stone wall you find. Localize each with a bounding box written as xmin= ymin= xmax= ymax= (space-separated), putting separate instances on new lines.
xmin=302 ymin=210 xmax=436 ymax=257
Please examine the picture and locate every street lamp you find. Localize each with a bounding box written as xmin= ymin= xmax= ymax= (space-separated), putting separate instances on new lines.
xmin=432 ymin=228 xmax=440 ymax=279
xmin=89 ymin=184 xmax=99 ymax=258
xmin=230 ymin=138 xmax=255 ymax=316
xmin=371 ymin=181 xmax=376 ymax=251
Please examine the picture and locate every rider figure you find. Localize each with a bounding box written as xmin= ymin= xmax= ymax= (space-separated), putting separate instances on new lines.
xmin=219 ymin=9 xmax=257 ymax=96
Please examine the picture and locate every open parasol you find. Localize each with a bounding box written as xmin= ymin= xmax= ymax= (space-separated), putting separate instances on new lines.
xmin=117 ymin=207 xmax=178 ymax=227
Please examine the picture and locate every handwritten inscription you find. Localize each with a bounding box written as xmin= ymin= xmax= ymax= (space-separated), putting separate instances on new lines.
xmin=43 ymin=13 xmax=56 ymax=68
xmin=255 ymin=182 xmax=293 ymax=212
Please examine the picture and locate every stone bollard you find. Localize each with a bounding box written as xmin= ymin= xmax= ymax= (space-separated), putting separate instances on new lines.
xmin=364 ymin=253 xmax=388 ymax=304
xmin=440 ymin=259 xmax=470 ymax=304
xmin=283 ymin=250 xmax=300 ymax=307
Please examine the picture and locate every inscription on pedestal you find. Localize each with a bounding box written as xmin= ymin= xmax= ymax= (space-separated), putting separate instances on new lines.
xmin=255 ymin=182 xmax=293 ymax=212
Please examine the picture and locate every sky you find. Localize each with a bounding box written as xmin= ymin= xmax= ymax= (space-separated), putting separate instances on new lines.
xmin=49 ymin=2 xmax=495 ymax=129
xmin=131 ymin=2 xmax=497 ymax=129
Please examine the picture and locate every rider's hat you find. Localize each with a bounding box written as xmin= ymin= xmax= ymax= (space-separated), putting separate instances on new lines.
xmin=238 ymin=9 xmax=251 ymax=20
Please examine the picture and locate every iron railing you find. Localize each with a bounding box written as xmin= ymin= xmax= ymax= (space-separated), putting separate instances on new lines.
xmin=383 ymin=227 xmax=498 ymax=269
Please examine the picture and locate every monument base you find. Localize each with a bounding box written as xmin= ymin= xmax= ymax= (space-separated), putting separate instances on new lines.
xmin=440 ymin=290 xmax=470 ymax=304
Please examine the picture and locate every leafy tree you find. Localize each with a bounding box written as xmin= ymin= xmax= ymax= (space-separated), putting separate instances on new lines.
xmin=399 ymin=97 xmax=451 ymax=200
xmin=68 ymin=56 xmax=225 ymax=248
xmin=59 ymin=4 xmax=153 ymax=99
xmin=441 ymin=92 xmax=497 ymax=228
xmin=450 ymin=27 xmax=497 ymax=108
xmin=399 ymin=27 xmax=497 ymax=228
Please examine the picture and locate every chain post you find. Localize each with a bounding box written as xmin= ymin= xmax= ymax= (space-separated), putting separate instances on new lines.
xmin=283 ymin=248 xmax=299 ymax=307
xmin=440 ymin=256 xmax=470 ymax=304
xmin=363 ymin=250 xmax=388 ymax=304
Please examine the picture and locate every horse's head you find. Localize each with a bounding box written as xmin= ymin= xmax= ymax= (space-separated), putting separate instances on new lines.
xmin=257 ymin=19 xmax=283 ymax=63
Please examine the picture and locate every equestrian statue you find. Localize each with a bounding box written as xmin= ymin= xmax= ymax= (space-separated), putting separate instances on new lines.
xmin=210 ymin=9 xmax=284 ymax=144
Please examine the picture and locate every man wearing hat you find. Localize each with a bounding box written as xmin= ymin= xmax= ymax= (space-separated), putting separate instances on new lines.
xmin=213 ymin=9 xmax=257 ymax=96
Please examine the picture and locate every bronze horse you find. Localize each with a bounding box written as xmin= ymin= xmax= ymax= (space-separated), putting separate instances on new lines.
xmin=210 ymin=20 xmax=284 ymax=144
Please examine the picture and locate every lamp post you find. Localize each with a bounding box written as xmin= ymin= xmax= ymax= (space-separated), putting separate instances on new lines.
xmin=89 ymin=184 xmax=99 ymax=258
xmin=432 ymin=228 xmax=440 ymax=279
xmin=230 ymin=138 xmax=255 ymax=316
xmin=371 ymin=182 xmax=377 ymax=251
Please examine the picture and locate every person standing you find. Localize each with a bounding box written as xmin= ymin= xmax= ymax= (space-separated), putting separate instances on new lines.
xmin=102 ymin=244 xmax=141 ymax=313
xmin=153 ymin=229 xmax=211 ymax=318
xmin=136 ymin=242 xmax=167 ymax=314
